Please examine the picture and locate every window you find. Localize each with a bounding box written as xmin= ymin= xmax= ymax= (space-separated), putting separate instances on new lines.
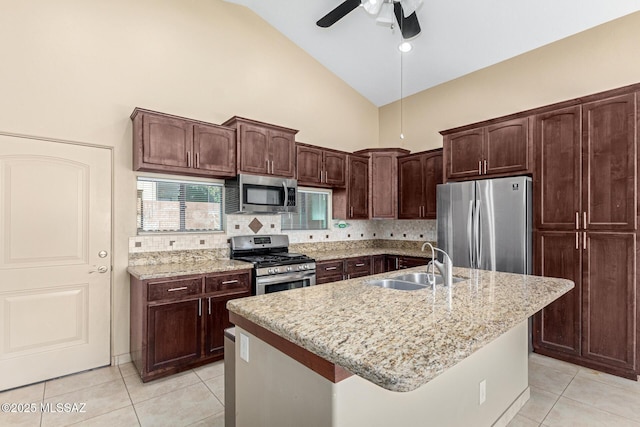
xmin=137 ymin=177 xmax=223 ymax=233
xmin=281 ymin=188 xmax=331 ymax=230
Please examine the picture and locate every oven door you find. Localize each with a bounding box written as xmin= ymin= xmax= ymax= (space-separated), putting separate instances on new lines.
xmin=255 ymin=270 xmax=316 ymax=295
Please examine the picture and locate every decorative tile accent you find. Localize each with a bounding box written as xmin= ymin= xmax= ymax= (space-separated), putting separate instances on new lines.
xmin=248 ymin=218 xmax=264 ymax=234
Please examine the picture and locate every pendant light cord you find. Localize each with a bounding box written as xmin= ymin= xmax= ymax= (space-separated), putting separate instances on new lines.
xmin=400 ymin=35 xmax=404 ymax=139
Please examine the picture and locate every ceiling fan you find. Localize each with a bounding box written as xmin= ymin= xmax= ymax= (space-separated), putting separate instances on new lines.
xmin=316 ymin=0 xmax=422 ymax=39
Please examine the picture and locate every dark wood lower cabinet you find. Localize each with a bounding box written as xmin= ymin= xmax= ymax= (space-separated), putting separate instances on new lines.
xmin=147 ymin=299 xmax=202 ymax=372
xmin=387 ymin=255 xmax=430 ymax=271
xmin=130 ymin=270 xmax=251 ymax=382
xmin=317 ymin=254 xmax=430 ymax=285
xmin=533 ymin=231 xmax=638 ymax=379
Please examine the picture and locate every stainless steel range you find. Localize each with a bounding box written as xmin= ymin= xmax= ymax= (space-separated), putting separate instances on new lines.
xmin=230 ymin=235 xmax=316 ymax=295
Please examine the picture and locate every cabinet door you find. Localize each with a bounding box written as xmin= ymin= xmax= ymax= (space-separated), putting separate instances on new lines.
xmin=205 ymin=293 xmax=249 ymax=357
xmin=398 ymin=256 xmax=430 ymax=269
xmin=423 ymin=152 xmax=443 ymax=219
xmin=485 ymin=117 xmax=530 ymax=176
xmin=193 ymin=124 xmax=236 ymax=176
xmin=346 ymin=256 xmax=371 ymax=277
xmin=296 ymin=145 xmax=323 ymax=186
xmin=386 ymin=256 xmax=400 ymax=271
xmin=372 ymin=255 xmax=387 ymax=274
xmin=324 ymin=151 xmax=347 ymax=188
xmin=147 ymin=299 xmax=201 ymax=372
xmin=582 ymin=232 xmax=636 ymax=370
xmin=269 ymin=130 xmax=295 ymax=178
xmin=534 ymin=107 xmax=582 ymax=230
xmin=398 ymin=155 xmax=424 ymax=219
xmin=371 ymin=152 xmax=398 ymax=219
xmin=348 ymin=156 xmax=369 ymax=219
xmin=445 ymin=128 xmax=484 ymax=180
xmin=142 ymin=113 xmax=192 ymax=170
xmin=238 ymin=124 xmax=270 ymax=175
xmin=582 ymin=94 xmax=637 ymax=231
xmin=532 ymin=231 xmax=582 ymax=356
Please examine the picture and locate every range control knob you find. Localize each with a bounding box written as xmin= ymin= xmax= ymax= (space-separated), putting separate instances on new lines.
xmin=287 ymin=266 xmax=293 ymax=272
xmin=274 ymin=268 xmax=279 ymax=273
xmin=267 ymin=268 xmax=274 ymax=274
xmin=299 ymin=265 xmax=306 ymax=270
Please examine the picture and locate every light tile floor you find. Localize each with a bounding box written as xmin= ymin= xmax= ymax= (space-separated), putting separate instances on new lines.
xmin=1 ymin=353 xmax=639 ymax=426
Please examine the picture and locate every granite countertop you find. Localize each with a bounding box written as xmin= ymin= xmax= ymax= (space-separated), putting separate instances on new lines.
xmin=127 ymin=259 xmax=253 ymax=280
xmin=227 ymin=267 xmax=574 ymax=392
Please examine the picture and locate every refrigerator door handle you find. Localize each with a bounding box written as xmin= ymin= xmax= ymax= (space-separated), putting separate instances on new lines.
xmin=475 ymin=200 xmax=482 ymax=269
xmin=467 ymin=200 xmax=475 ymax=268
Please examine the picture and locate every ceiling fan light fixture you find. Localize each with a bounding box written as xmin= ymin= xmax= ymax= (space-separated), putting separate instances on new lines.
xmin=362 ymin=0 xmax=383 ymax=15
xmin=376 ymin=2 xmax=395 ymax=25
xmin=398 ymin=41 xmax=412 ymax=52
xmin=399 ymin=0 xmax=423 ymax=17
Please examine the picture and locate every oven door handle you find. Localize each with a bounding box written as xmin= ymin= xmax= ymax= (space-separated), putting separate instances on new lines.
xmin=256 ymin=271 xmax=316 ymax=285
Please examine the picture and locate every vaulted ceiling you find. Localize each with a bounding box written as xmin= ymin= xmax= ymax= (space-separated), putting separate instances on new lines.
xmin=225 ymin=0 xmax=640 ymax=106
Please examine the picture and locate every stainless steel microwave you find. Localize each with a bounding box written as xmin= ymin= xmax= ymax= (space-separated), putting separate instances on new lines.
xmin=224 ymin=174 xmax=297 ymax=214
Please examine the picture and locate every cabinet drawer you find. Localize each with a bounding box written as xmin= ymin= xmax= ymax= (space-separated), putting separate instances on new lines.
xmin=205 ymin=271 xmax=251 ymax=294
xmin=316 ymin=274 xmax=344 ymax=285
xmin=346 ymin=256 xmax=371 ymax=274
xmin=316 ymin=260 xmax=345 ymax=278
xmin=398 ymin=256 xmax=430 ymax=269
xmin=147 ymin=278 xmax=202 ymax=302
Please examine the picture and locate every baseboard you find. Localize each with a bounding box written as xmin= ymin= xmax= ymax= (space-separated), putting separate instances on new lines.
xmin=493 ymin=387 xmax=530 ymax=427
xmin=111 ymin=353 xmax=132 ymax=366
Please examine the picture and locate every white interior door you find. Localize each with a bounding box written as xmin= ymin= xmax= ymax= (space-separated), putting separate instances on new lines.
xmin=0 ymin=134 xmax=111 ymax=391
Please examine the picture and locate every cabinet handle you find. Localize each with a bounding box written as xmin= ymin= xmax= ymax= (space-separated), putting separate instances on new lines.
xmin=583 ymin=212 xmax=587 ymax=230
xmin=266 ymin=159 xmax=270 ymax=174
xmin=187 ymin=152 xmax=192 ymax=167
xmin=195 ymin=153 xmax=199 ymax=169
xmin=167 ymin=286 xmax=188 ymax=292
xmin=478 ymin=160 xmax=482 ymax=175
xmin=325 ymin=170 xmax=328 ymax=183
xmin=222 ymin=280 xmax=239 ymax=285
xmin=483 ymin=159 xmax=487 ymax=175
xmin=355 ymin=263 xmax=365 ymax=267
xmin=319 ymin=170 xmax=323 ymax=182
xmin=575 ymin=232 xmax=579 ymax=250
xmin=395 ymin=258 xmax=399 ymax=269
xmin=325 ymin=266 xmax=337 ymax=271
xmin=208 ymin=297 xmax=211 ymax=316
xmin=198 ymin=298 xmax=202 ymax=317
xmin=350 ymin=206 xmax=353 ymax=217
xmin=575 ymin=212 xmax=579 ymax=230
xmin=583 ymin=231 xmax=587 ymax=250
xmin=271 ymin=160 xmax=274 ymax=174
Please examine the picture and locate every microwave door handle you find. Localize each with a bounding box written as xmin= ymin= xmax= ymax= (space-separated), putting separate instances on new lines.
xmin=283 ymin=182 xmax=288 ymax=207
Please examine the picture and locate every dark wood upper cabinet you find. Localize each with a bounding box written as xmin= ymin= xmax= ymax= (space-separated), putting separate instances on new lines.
xmin=354 ymin=148 xmax=410 ymax=219
xmin=333 ymin=155 xmax=368 ymax=220
xmin=132 ymin=108 xmax=236 ymax=178
xmin=296 ymin=143 xmax=347 ymax=188
xmin=582 ymin=94 xmax=637 ymax=231
xmin=223 ymin=117 xmax=297 ymax=178
xmin=534 ymin=106 xmax=582 ymax=231
xmin=443 ymin=117 xmax=530 ymax=181
xmin=398 ymin=149 xmax=443 ymax=219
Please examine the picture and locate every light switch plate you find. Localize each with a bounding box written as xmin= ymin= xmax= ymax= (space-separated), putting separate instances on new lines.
xmin=240 ymin=332 xmax=249 ymax=362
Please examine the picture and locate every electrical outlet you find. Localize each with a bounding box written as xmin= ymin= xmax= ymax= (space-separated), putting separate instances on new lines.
xmin=479 ymin=379 xmax=486 ymax=405
xmin=240 ymin=332 xmax=249 ymax=362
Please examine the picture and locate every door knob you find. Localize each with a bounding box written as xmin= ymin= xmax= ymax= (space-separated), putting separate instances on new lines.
xmin=90 ymin=266 xmax=108 ymax=274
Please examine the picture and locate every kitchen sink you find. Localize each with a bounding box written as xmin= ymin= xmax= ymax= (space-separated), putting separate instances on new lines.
xmin=366 ymin=279 xmax=429 ymax=291
xmin=391 ymin=273 xmax=465 ymax=286
xmin=366 ymin=273 xmax=465 ymax=291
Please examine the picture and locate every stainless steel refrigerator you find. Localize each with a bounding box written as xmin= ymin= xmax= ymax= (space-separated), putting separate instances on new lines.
xmin=436 ymin=176 xmax=532 ymax=274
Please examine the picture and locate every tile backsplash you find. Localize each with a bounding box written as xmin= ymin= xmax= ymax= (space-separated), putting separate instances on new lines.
xmin=129 ymin=214 xmax=436 ymax=255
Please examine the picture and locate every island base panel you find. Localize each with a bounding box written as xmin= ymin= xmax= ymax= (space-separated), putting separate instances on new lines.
xmin=234 ymin=321 xmax=529 ymax=427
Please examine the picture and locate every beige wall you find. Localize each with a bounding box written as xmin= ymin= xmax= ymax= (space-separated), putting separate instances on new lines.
xmin=0 ymin=0 xmax=378 ymax=359
xmin=379 ymin=11 xmax=640 ymax=152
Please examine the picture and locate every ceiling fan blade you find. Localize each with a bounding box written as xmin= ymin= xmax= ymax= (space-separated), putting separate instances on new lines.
xmin=317 ymin=0 xmax=362 ymax=28
xmin=394 ymin=2 xmax=421 ymax=39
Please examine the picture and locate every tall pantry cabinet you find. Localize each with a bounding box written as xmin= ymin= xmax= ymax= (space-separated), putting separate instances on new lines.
xmin=532 ymin=91 xmax=639 ymax=379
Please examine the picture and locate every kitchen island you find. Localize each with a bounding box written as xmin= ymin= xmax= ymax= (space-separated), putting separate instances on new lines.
xmin=227 ymin=266 xmax=574 ymax=427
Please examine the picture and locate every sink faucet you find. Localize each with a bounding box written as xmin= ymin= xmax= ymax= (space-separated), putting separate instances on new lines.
xmin=421 ymin=242 xmax=453 ymax=288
